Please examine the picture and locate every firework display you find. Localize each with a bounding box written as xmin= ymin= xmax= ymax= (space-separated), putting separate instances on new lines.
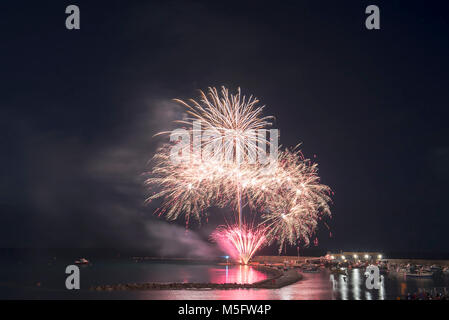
xmin=211 ymin=224 xmax=266 ymax=265
xmin=145 ymin=87 xmax=332 ymax=262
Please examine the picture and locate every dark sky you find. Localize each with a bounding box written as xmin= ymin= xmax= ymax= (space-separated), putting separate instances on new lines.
xmin=1 ymin=1 xmax=448 ymax=256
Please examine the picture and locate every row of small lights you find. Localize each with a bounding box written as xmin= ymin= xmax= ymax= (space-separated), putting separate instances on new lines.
xmin=330 ymin=254 xmax=382 ymax=260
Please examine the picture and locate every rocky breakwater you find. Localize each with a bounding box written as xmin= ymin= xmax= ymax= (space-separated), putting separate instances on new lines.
xmin=90 ymin=266 xmax=302 ymax=291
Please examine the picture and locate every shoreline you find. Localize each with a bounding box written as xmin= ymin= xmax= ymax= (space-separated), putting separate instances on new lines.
xmin=90 ymin=265 xmax=302 ymax=292
xmin=132 ymin=256 xmax=449 ymax=265
xmin=88 ymin=256 xmax=449 ymax=292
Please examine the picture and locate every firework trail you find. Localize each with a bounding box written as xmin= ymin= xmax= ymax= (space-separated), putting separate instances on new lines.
xmin=145 ymin=87 xmax=332 ymax=262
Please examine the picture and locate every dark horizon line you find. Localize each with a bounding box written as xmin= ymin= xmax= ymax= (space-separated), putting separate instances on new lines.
xmin=1 ymin=248 xmax=449 ymax=260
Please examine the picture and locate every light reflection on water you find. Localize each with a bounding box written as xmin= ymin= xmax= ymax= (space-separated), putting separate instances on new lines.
xmin=207 ymin=264 xmax=267 ymax=284
xmin=328 ymin=269 xmax=386 ymax=300
xmin=0 ymin=260 xmax=268 ymax=299
xmin=3 ymin=260 xmax=449 ymax=299
xmin=352 ymin=268 xmax=360 ymax=300
xmin=133 ymin=268 xmax=449 ymax=300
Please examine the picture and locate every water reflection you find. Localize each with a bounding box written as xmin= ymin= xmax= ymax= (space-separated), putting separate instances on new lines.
xmin=208 ymin=265 xmax=267 ymax=284
xmin=4 ymin=258 xmax=449 ymax=299
xmin=352 ymin=268 xmax=361 ymax=300
xmin=331 ymin=269 xmax=386 ymax=300
xmin=339 ymin=274 xmax=348 ymax=300
xmin=135 ymin=269 xmax=449 ymax=300
xmin=379 ymin=275 xmax=385 ymax=300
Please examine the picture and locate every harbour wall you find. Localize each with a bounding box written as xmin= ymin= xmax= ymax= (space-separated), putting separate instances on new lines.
xmin=252 ymin=256 xmax=317 ymax=263
xmin=385 ymin=259 xmax=449 ymax=266
xmin=253 ymin=256 xmax=449 ymax=266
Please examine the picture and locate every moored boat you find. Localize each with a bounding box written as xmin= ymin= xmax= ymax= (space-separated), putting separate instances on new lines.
xmin=75 ymin=258 xmax=89 ymax=265
xmin=430 ymin=265 xmax=442 ymax=273
xmin=406 ymin=272 xmax=433 ymax=278
xmin=331 ymin=267 xmax=348 ymax=275
xmin=302 ymin=265 xmax=320 ymax=273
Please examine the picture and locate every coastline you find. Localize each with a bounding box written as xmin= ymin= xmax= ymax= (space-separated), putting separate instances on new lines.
xmin=90 ymin=265 xmax=302 ymax=292
xmin=88 ymin=255 xmax=449 ymax=292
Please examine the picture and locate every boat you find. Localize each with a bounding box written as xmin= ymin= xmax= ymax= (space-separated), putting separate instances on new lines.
xmin=302 ymin=267 xmax=320 ymax=273
xmin=430 ymin=265 xmax=442 ymax=273
xmin=301 ymin=263 xmax=321 ymax=273
xmin=406 ymin=272 xmax=433 ymax=278
xmin=331 ymin=267 xmax=348 ymax=275
xmin=379 ymin=269 xmax=389 ymax=275
xmin=396 ymin=267 xmax=408 ymax=275
xmin=75 ymin=258 xmax=89 ymax=265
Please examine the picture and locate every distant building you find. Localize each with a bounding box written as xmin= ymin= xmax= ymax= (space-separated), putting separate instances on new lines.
xmin=325 ymin=251 xmax=384 ymax=262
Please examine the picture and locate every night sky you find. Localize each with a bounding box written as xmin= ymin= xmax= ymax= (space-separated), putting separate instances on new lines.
xmin=1 ymin=1 xmax=448 ymax=257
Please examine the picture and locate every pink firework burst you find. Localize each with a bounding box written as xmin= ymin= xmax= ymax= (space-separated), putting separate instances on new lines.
xmin=211 ymin=223 xmax=266 ymax=265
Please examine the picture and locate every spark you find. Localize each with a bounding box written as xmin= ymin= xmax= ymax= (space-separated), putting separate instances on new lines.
xmin=145 ymin=87 xmax=332 ymax=261
xmin=211 ymin=224 xmax=266 ymax=265
xmin=259 ymin=148 xmax=332 ymax=252
xmin=172 ymin=86 xmax=274 ymax=158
